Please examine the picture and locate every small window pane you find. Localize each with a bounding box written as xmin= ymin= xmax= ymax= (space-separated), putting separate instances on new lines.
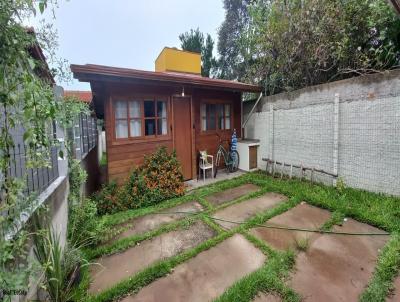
xmin=130 ymin=119 xmax=141 ymax=137
xmin=115 ymin=100 xmax=127 ymax=119
xmin=157 ymin=118 xmax=167 ymax=135
xmin=116 ymin=120 xmax=128 ymax=138
xmin=157 ymin=101 xmax=167 ymax=118
xmin=217 ymin=104 xmax=224 ymax=129
xmin=207 ymin=104 xmax=216 ymax=130
xmin=225 ymin=104 xmax=231 ymax=129
xmin=145 ymin=119 xmax=156 ymax=135
xmin=224 ymin=104 xmax=231 ymax=117
xmin=129 ymin=101 xmax=141 ymax=118
xmin=201 ymin=104 xmax=207 ymax=131
xmin=144 ymin=100 xmax=155 ymax=117
xmin=225 ymin=117 xmax=231 ymax=130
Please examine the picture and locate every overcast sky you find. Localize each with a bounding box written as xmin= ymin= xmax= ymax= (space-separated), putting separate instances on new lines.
xmin=29 ymin=0 xmax=225 ymax=90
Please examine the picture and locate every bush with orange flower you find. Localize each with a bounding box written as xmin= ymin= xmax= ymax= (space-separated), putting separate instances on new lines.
xmin=94 ymin=147 xmax=185 ymax=214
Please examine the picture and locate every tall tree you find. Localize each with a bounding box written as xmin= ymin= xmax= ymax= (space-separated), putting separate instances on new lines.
xmin=179 ymin=28 xmax=216 ymax=77
xmin=216 ymin=0 xmax=253 ymax=81
xmin=241 ymin=0 xmax=400 ymax=95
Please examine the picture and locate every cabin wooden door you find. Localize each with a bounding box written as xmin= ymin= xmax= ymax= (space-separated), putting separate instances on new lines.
xmin=173 ymin=97 xmax=192 ymax=180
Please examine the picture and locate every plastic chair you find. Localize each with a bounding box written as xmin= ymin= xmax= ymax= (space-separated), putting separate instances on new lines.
xmin=198 ymin=151 xmax=214 ymax=182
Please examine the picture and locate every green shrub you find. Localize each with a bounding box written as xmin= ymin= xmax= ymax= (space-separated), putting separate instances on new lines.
xmin=68 ymin=159 xmax=87 ymax=205
xmin=94 ymin=182 xmax=128 ymax=215
xmin=68 ymin=198 xmax=103 ymax=247
xmin=123 ymin=147 xmax=185 ymax=207
xmin=94 ymin=147 xmax=185 ymax=215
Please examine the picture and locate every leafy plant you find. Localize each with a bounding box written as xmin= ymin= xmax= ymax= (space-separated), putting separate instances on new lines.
xmin=122 ymin=147 xmax=185 ymax=208
xmin=336 ymin=177 xmax=347 ymax=194
xmin=219 ymin=0 xmax=400 ymax=94
xmin=68 ymin=159 xmax=88 ymax=205
xmin=0 ymin=230 xmax=31 ymax=298
xmin=94 ymin=147 xmax=185 ymax=215
xmin=294 ymin=237 xmax=310 ymax=252
xmin=68 ymin=198 xmax=103 ymax=247
xmin=32 ymin=210 xmax=87 ymax=302
xmin=0 ymin=0 xmax=72 ymax=296
xmin=94 ymin=182 xmax=127 ymax=215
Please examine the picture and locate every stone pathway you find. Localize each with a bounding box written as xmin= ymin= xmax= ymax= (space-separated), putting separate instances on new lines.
xmin=206 ymin=183 xmax=260 ymax=206
xmin=88 ymin=184 xmax=394 ymax=302
xmin=388 ymin=276 xmax=400 ymax=301
xmin=89 ymin=221 xmax=215 ymax=294
xmin=213 ymin=192 xmax=287 ymax=230
xmin=105 ymin=201 xmax=203 ymax=244
xmin=290 ymin=219 xmax=389 ymax=302
xmin=250 ymin=203 xmax=331 ymax=251
xmin=121 ymin=234 xmax=266 ymax=302
xmin=253 ymin=293 xmax=282 ymax=302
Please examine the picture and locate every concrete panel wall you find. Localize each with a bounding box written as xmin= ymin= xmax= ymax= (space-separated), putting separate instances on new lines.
xmin=244 ymin=70 xmax=400 ymax=196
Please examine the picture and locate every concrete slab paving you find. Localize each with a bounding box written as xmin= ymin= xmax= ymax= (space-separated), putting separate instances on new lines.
xmin=387 ymin=275 xmax=400 ymax=301
xmin=89 ymin=220 xmax=215 ymax=294
xmin=106 ymin=201 xmax=203 ymax=244
xmin=250 ymin=203 xmax=331 ymax=251
xmin=206 ymin=183 xmax=260 ymax=206
xmin=213 ymin=192 xmax=288 ymax=230
xmin=121 ymin=234 xmax=266 ymax=302
xmin=291 ymin=219 xmax=389 ymax=302
xmin=253 ymin=293 xmax=282 ymax=302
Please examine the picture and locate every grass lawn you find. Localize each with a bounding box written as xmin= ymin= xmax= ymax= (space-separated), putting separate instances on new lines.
xmin=74 ymin=171 xmax=400 ymax=302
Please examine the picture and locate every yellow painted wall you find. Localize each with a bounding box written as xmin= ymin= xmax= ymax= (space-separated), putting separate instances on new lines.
xmin=155 ymin=47 xmax=201 ymax=75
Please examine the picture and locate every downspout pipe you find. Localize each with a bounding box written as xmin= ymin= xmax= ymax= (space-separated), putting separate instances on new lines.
xmin=242 ymin=92 xmax=263 ymax=138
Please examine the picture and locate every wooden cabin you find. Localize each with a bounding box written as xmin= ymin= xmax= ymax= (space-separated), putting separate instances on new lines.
xmin=71 ymin=47 xmax=261 ymax=183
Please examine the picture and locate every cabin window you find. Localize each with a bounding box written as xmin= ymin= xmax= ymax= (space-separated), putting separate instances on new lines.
xmin=129 ymin=100 xmax=142 ymax=137
xmin=115 ymin=100 xmax=129 ymax=138
xmin=201 ymin=103 xmax=231 ymax=131
xmin=114 ymin=98 xmax=168 ymax=140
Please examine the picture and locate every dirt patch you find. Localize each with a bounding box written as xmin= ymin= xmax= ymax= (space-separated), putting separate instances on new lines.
xmin=387 ymin=275 xmax=400 ymax=301
xmin=104 ymin=201 xmax=203 ymax=244
xmin=206 ymin=183 xmax=260 ymax=206
xmin=253 ymin=293 xmax=282 ymax=302
xmin=89 ymin=220 xmax=215 ymax=294
xmin=213 ymin=192 xmax=287 ymax=230
xmin=291 ymin=219 xmax=389 ymax=302
xmin=250 ymin=203 xmax=331 ymax=251
xmin=121 ymin=234 xmax=266 ymax=302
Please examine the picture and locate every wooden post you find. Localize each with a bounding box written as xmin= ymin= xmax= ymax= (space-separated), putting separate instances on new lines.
xmin=281 ymin=162 xmax=284 ymax=179
xmin=300 ymin=164 xmax=303 ymax=181
xmin=290 ymin=165 xmax=293 ymax=179
xmin=333 ymin=93 xmax=340 ymax=186
xmin=269 ymin=104 xmax=274 ymax=166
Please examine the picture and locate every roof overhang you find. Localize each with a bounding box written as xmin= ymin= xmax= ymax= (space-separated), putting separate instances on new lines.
xmin=70 ymin=64 xmax=262 ymax=93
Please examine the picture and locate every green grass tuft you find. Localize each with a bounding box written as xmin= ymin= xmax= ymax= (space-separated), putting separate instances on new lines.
xmin=75 ymin=171 xmax=400 ymax=302
xmin=360 ymin=233 xmax=400 ymax=302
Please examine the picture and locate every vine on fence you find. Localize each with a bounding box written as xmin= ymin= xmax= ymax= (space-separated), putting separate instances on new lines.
xmin=0 ymin=0 xmax=90 ymax=298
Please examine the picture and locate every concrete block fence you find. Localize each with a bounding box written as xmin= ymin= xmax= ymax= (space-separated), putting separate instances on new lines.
xmin=244 ymin=70 xmax=400 ymax=196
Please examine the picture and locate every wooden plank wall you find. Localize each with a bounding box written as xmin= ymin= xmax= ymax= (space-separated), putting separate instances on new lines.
xmin=193 ymin=89 xmax=242 ymax=164
xmin=103 ymin=83 xmax=242 ymax=184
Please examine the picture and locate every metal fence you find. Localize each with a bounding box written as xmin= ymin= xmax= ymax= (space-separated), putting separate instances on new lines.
xmin=3 ymin=113 xmax=97 ymax=197
xmin=70 ymin=113 xmax=97 ymax=160
xmin=7 ymin=144 xmax=59 ymax=196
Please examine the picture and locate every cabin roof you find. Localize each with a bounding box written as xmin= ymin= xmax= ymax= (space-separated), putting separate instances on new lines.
xmin=70 ymin=64 xmax=262 ymax=93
